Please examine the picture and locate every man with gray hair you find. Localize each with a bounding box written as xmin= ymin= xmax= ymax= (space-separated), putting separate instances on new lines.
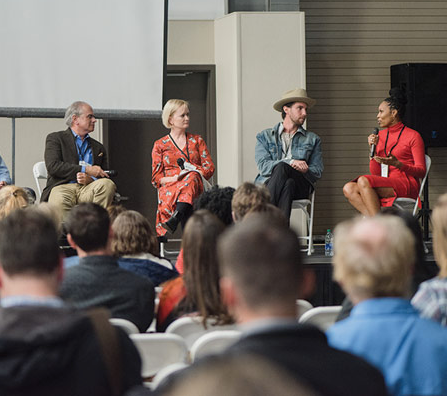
xmin=327 ymin=215 xmax=447 ymax=396
xmin=42 ymin=101 xmax=116 ymax=217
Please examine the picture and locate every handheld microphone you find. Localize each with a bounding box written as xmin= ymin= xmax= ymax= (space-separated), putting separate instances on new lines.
xmin=369 ymin=128 xmax=380 ymax=158
xmin=177 ymin=158 xmax=185 ymax=170
xmin=104 ymin=170 xmax=118 ymax=177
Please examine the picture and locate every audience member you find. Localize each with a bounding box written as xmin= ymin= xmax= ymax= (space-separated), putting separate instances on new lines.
xmin=107 ymin=204 xmax=127 ymax=224
xmin=157 ymin=210 xmax=232 ymax=332
xmin=336 ymin=206 xmax=433 ymax=321
xmin=327 ymin=216 xmax=447 ymax=396
xmin=112 ymin=210 xmax=178 ymax=286
xmin=0 ymin=209 xmax=142 ymax=395
xmin=60 ymin=203 xmax=155 ymax=332
xmin=0 ymin=185 xmax=28 ymax=219
xmin=33 ymin=202 xmax=64 ymax=236
xmin=412 ymin=193 xmax=447 ymax=326
xmin=157 ymin=354 xmax=320 ymax=396
xmin=175 ymin=185 xmax=235 ymax=273
xmin=0 ymin=153 xmax=11 ymax=188
xmin=42 ymin=101 xmax=116 ymax=218
xmin=231 ymin=181 xmax=270 ymax=222
xmin=179 ymin=214 xmax=386 ymax=396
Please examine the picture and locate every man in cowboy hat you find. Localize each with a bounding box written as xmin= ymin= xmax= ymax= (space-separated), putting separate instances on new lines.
xmin=255 ymin=88 xmax=323 ymax=221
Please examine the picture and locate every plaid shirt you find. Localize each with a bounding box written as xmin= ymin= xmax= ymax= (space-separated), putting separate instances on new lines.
xmin=412 ymin=277 xmax=447 ymax=326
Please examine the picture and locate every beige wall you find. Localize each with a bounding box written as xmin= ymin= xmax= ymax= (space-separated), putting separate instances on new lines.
xmin=215 ymin=12 xmax=306 ymax=186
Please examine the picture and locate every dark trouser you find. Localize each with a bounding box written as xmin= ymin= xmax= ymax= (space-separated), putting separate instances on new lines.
xmin=266 ymin=162 xmax=312 ymax=221
xmin=176 ymin=202 xmax=194 ymax=229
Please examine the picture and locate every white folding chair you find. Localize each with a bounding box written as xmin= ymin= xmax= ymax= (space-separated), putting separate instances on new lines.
xmin=190 ymin=330 xmax=241 ymax=362
xmin=32 ymin=161 xmax=47 ymax=200
xmin=298 ymin=306 xmax=342 ymax=331
xmin=151 ymin=362 xmax=189 ymax=390
xmin=109 ymin=318 xmax=139 ymax=335
xmin=291 ymin=189 xmax=315 ymax=255
xmin=166 ymin=317 xmax=239 ymax=349
xmin=130 ymin=333 xmax=188 ymax=379
xmin=393 ymin=154 xmax=431 ymax=216
xmin=296 ymin=299 xmax=314 ymax=319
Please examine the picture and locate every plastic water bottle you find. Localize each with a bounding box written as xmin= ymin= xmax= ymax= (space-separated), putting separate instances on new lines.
xmin=325 ymin=229 xmax=334 ymax=257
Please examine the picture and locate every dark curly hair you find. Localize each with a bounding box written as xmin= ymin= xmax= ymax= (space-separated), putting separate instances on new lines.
xmin=384 ymin=87 xmax=407 ymax=121
xmin=193 ymin=185 xmax=235 ymax=226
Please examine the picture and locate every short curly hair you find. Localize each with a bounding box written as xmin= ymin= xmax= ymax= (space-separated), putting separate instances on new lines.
xmin=231 ymin=182 xmax=271 ymax=222
xmin=194 ymin=185 xmax=235 ymax=226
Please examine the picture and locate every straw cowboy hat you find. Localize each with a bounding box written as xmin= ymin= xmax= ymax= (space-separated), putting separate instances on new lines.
xmin=273 ymin=88 xmax=316 ymax=112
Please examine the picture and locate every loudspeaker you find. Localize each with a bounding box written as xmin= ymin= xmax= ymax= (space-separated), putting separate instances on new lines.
xmin=391 ymin=63 xmax=447 ymax=148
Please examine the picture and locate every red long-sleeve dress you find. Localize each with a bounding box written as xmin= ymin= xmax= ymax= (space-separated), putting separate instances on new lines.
xmin=361 ymin=122 xmax=426 ymax=207
xmin=152 ymin=133 xmax=215 ymax=236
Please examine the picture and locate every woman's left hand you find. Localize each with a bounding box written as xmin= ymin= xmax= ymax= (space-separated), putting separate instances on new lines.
xmin=374 ymin=154 xmax=402 ymax=169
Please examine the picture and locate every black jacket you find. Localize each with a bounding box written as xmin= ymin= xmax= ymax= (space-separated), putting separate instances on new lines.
xmin=0 ymin=305 xmax=142 ymax=395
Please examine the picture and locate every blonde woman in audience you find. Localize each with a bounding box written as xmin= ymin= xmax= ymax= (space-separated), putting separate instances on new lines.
xmin=0 ymin=185 xmax=28 ymax=219
xmin=156 ymin=209 xmax=232 ymax=331
xmin=111 ymin=210 xmax=178 ymax=286
xmin=412 ymin=193 xmax=447 ymax=326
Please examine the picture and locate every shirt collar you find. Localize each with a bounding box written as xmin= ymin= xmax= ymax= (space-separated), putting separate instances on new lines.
xmin=279 ymin=123 xmax=306 ymax=137
xmin=70 ymin=128 xmax=90 ymax=142
xmin=1 ymin=295 xmax=65 ymax=308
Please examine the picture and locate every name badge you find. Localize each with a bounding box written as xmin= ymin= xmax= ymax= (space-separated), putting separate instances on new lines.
xmin=79 ymin=160 xmax=90 ymax=167
xmin=381 ymin=164 xmax=389 ymax=178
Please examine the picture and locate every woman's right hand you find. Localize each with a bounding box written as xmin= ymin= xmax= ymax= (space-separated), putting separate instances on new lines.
xmin=368 ymin=133 xmax=379 ymax=147
xmin=160 ymin=175 xmax=179 ymax=186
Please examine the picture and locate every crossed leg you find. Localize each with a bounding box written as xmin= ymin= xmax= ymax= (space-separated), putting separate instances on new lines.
xmin=343 ymin=176 xmax=395 ymax=216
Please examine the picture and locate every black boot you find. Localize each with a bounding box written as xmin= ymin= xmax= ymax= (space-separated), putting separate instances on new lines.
xmin=162 ymin=211 xmax=180 ymax=234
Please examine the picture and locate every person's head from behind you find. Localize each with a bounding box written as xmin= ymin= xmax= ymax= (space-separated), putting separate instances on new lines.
xmin=65 ymin=203 xmax=110 ymax=254
xmin=162 ymin=99 xmax=189 ymax=130
xmin=161 ymin=354 xmax=319 ymax=396
xmin=0 ymin=185 xmax=29 ymax=219
xmin=107 ymin=204 xmax=127 ymax=225
xmin=333 ymin=216 xmax=415 ymax=304
xmin=231 ymin=182 xmax=271 ymax=222
xmin=112 ymin=210 xmax=159 ymax=257
xmin=33 ymin=202 xmax=63 ymax=236
xmin=194 ymin=185 xmax=235 ymax=226
xmin=0 ymin=209 xmax=60 ymax=295
xmin=182 ymin=209 xmax=230 ymax=325
xmin=431 ymin=193 xmax=447 ymax=278
xmin=218 ymin=214 xmax=306 ymax=322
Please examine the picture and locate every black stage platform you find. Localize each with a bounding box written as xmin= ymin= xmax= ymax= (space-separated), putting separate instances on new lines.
xmin=162 ymin=241 xmax=439 ymax=307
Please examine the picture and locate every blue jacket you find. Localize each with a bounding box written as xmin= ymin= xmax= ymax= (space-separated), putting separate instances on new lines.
xmin=327 ymin=298 xmax=447 ymax=396
xmin=254 ymin=122 xmax=323 ymax=185
xmin=0 ymin=154 xmax=11 ymax=184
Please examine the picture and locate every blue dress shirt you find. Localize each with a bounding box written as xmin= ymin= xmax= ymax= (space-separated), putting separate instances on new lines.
xmin=326 ymin=298 xmax=447 ymax=396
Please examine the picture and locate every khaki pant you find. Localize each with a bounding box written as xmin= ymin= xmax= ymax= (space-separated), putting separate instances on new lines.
xmin=49 ymin=178 xmax=116 ymax=219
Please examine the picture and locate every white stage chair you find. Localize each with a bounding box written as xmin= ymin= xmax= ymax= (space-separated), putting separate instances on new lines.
xmin=291 ymin=189 xmax=315 ymax=255
xmin=393 ymin=154 xmax=431 ymax=216
xmin=33 ymin=161 xmax=47 ymax=200
xmin=298 ymin=306 xmax=342 ymax=331
xmin=296 ymin=299 xmax=313 ymax=319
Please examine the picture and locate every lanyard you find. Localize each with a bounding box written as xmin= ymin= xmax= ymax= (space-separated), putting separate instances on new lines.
xmin=169 ymin=133 xmax=190 ymax=162
xmin=75 ymin=136 xmax=91 ymax=161
xmin=384 ymin=125 xmax=405 ymax=156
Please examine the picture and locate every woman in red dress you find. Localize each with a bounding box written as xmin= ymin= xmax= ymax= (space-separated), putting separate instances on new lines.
xmin=343 ymin=88 xmax=426 ymax=216
xmin=152 ymin=99 xmax=215 ymax=237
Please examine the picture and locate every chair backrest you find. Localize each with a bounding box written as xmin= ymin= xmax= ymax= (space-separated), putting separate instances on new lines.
xmin=129 ymin=333 xmax=188 ymax=378
xmin=109 ymin=318 xmax=139 ymax=335
xmin=190 ymin=330 xmax=241 ymax=362
xmin=151 ymin=362 xmax=190 ymax=390
xmin=296 ymin=299 xmax=314 ymax=318
xmin=165 ymin=316 xmax=239 ymax=349
xmin=298 ymin=306 xmax=342 ymax=331
xmin=416 ymin=154 xmax=431 ymax=207
xmin=32 ymin=161 xmax=47 ymax=199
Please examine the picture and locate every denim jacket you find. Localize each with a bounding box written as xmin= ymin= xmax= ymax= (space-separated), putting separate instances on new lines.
xmin=0 ymin=154 xmax=11 ymax=184
xmin=254 ymin=122 xmax=323 ymax=185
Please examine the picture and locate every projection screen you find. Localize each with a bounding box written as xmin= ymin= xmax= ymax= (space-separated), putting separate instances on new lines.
xmin=0 ymin=0 xmax=166 ymax=118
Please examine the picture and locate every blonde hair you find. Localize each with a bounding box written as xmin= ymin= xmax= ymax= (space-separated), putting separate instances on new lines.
xmin=0 ymin=186 xmax=29 ymax=219
xmin=432 ymin=193 xmax=447 ymax=278
xmin=333 ymin=216 xmax=414 ymax=300
xmin=161 ymin=99 xmax=189 ymax=129
xmin=231 ymin=182 xmax=271 ymax=222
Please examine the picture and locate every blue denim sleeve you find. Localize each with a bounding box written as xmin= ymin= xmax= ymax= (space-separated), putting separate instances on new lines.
xmin=255 ymin=131 xmax=283 ymax=179
xmin=306 ymin=136 xmax=324 ymax=183
xmin=0 ymin=154 xmax=12 ymax=184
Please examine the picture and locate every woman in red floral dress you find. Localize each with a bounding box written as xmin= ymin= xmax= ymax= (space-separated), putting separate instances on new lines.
xmin=152 ymin=99 xmax=215 ymax=237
